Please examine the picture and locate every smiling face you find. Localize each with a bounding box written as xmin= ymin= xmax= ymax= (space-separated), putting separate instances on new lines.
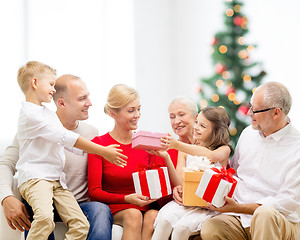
xmin=249 ymin=89 xmax=274 ymax=134
xmin=63 ymin=79 xmax=92 ymax=121
xmin=35 ymin=73 xmax=56 ymax=104
xmin=169 ymin=102 xmax=197 ymax=143
xmin=113 ymin=98 xmax=141 ymax=131
xmin=193 ymin=112 xmax=213 ymax=145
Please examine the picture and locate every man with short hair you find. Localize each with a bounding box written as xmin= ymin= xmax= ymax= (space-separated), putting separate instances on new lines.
xmin=0 ymin=74 xmax=113 ymax=240
xmin=199 ymin=82 xmax=300 ymax=239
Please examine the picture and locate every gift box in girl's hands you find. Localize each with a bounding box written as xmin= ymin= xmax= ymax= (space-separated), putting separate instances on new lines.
xmin=182 ymin=156 xmax=213 ymax=206
xmin=132 ymin=131 xmax=167 ymax=151
xmin=195 ymin=166 xmax=238 ymax=208
xmin=132 ymin=166 xmax=172 ymax=199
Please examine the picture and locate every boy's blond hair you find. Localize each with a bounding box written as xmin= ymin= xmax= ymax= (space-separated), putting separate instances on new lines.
xmin=17 ymin=61 xmax=56 ymax=93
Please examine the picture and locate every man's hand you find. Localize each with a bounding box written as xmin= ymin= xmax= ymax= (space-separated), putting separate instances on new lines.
xmin=206 ymin=196 xmax=260 ymax=215
xmin=173 ymin=185 xmax=183 ymax=205
xmin=206 ymin=196 xmax=240 ymax=213
xmin=2 ymin=196 xmax=31 ymax=231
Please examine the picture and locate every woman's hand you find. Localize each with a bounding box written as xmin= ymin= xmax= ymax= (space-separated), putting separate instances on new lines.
xmin=124 ymin=193 xmax=156 ymax=207
xmin=146 ymin=149 xmax=168 ymax=159
xmin=161 ymin=133 xmax=178 ymax=150
xmin=173 ymin=185 xmax=183 ymax=205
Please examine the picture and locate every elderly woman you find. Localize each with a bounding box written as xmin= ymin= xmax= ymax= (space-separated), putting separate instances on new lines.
xmin=88 ymin=84 xmax=164 ymax=240
xmin=167 ymin=96 xmax=198 ymax=167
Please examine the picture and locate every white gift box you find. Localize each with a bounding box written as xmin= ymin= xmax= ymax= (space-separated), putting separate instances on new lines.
xmin=132 ymin=167 xmax=172 ymax=199
xmin=195 ymin=167 xmax=238 ymax=208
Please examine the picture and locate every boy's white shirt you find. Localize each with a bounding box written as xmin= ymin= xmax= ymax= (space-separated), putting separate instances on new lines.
xmin=16 ymin=101 xmax=80 ymax=189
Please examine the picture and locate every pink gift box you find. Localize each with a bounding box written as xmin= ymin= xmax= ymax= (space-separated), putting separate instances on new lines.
xmin=195 ymin=167 xmax=238 ymax=208
xmin=132 ymin=167 xmax=172 ymax=199
xmin=132 ymin=131 xmax=167 ymax=151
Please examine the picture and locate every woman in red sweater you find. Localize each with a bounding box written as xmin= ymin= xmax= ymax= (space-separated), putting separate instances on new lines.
xmin=88 ymin=84 xmax=164 ymax=240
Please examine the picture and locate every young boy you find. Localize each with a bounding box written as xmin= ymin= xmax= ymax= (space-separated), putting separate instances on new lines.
xmin=16 ymin=61 xmax=127 ymax=240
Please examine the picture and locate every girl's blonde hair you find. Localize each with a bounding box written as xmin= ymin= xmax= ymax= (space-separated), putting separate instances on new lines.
xmin=104 ymin=84 xmax=139 ymax=114
xmin=201 ymin=106 xmax=231 ymax=150
xmin=17 ymin=61 xmax=56 ymax=93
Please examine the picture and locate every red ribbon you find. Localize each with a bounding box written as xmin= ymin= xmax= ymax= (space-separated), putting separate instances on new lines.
xmin=202 ymin=167 xmax=237 ymax=203
xmin=137 ymin=163 xmax=169 ymax=198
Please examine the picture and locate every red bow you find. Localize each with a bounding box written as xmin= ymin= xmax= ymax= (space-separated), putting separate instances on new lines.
xmin=137 ymin=162 xmax=164 ymax=171
xmin=210 ymin=166 xmax=236 ymax=183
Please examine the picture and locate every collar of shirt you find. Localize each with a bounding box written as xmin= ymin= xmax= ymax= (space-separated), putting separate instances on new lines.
xmin=259 ymin=117 xmax=291 ymax=142
xmin=22 ymin=101 xmax=45 ymax=110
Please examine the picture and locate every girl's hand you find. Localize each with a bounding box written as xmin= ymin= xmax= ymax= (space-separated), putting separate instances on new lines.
xmin=124 ymin=193 xmax=156 ymax=207
xmin=103 ymin=144 xmax=128 ymax=167
xmin=173 ymin=185 xmax=183 ymax=205
xmin=161 ymin=133 xmax=178 ymax=150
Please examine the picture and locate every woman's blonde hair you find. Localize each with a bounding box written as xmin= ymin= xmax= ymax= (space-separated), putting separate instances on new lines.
xmin=17 ymin=61 xmax=56 ymax=93
xmin=104 ymin=84 xmax=139 ymax=114
xmin=201 ymin=106 xmax=231 ymax=151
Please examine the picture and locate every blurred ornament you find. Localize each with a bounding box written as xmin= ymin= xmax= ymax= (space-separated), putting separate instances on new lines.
xmin=260 ymin=70 xmax=266 ymax=76
xmin=233 ymin=16 xmax=243 ymax=26
xmin=219 ymin=45 xmax=228 ymax=54
xmin=226 ymin=9 xmax=234 ymax=17
xmin=238 ymin=105 xmax=250 ymax=115
xmin=212 ymin=37 xmax=218 ymax=46
xmin=211 ymin=94 xmax=220 ymax=102
xmin=195 ymin=85 xmax=202 ymax=93
xmin=226 ymin=86 xmax=236 ymax=96
xmin=215 ymin=63 xmax=227 ymax=74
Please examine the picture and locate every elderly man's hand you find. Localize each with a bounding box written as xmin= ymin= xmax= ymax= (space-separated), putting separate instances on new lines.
xmin=206 ymin=196 xmax=261 ymax=215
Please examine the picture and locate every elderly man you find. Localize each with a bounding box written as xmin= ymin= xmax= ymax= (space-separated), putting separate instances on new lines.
xmin=199 ymin=82 xmax=300 ymax=239
xmin=0 ymin=74 xmax=113 ymax=240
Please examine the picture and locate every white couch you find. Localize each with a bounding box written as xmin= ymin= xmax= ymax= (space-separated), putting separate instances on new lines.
xmin=0 ymin=176 xmax=123 ymax=240
xmin=2 ymin=178 xmax=300 ymax=240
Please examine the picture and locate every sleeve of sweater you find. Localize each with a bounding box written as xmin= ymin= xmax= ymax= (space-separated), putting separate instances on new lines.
xmin=87 ymin=141 xmax=127 ymax=204
xmin=0 ymin=135 xmax=19 ymax=204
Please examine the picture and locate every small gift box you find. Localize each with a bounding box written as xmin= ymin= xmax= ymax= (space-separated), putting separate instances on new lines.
xmin=183 ymin=170 xmax=207 ymax=206
xmin=195 ymin=167 xmax=238 ymax=208
xmin=132 ymin=131 xmax=167 ymax=151
xmin=182 ymin=156 xmax=213 ymax=207
xmin=132 ymin=166 xmax=172 ymax=199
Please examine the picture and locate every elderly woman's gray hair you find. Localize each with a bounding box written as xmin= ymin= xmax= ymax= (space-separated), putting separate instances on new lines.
xmin=168 ymin=96 xmax=198 ymax=116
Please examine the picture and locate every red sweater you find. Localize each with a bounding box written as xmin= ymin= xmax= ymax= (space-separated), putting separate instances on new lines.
xmin=88 ymin=132 xmax=165 ymax=215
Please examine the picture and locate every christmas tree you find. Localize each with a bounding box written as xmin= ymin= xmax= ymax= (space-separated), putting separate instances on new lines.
xmin=199 ymin=0 xmax=266 ymax=148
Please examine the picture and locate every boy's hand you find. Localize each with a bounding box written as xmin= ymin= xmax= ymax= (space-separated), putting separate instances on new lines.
xmin=103 ymin=144 xmax=127 ymax=167
xmin=161 ymin=133 xmax=178 ymax=150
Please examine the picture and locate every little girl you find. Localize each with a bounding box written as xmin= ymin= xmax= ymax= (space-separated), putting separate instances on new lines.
xmin=152 ymin=106 xmax=231 ymax=240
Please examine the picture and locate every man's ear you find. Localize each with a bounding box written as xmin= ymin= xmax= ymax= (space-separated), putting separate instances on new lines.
xmin=273 ymin=107 xmax=282 ymax=119
xmin=57 ymin=98 xmax=65 ymax=108
xmin=31 ymin=78 xmax=38 ymax=89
